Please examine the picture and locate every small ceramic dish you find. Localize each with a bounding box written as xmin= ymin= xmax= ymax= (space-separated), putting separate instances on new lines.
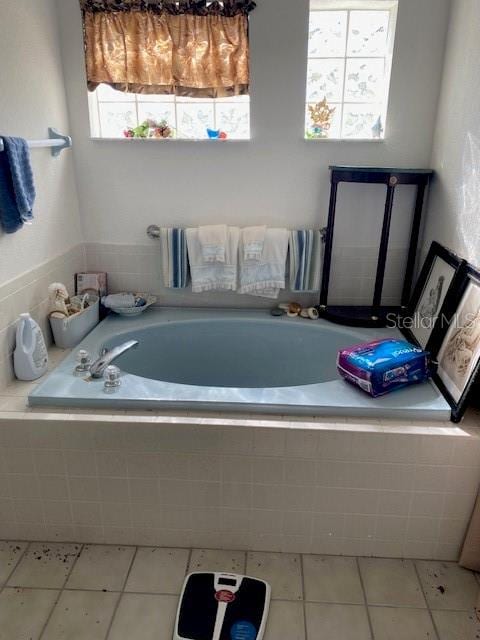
xmin=109 ymin=293 xmax=157 ymax=316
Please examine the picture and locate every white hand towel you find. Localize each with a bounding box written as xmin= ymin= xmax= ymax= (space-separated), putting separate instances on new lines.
xmin=187 ymin=226 xmax=240 ymax=292
xmin=242 ymin=225 xmax=267 ymax=261
xmin=198 ymin=224 xmax=228 ymax=263
xmin=239 ymin=228 xmax=288 ymax=299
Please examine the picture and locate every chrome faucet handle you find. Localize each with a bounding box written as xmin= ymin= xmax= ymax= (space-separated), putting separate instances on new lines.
xmin=74 ymin=349 xmax=92 ymax=374
xmin=103 ymin=365 xmax=121 ymax=393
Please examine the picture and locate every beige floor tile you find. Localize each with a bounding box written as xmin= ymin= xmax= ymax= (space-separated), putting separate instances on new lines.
xmin=246 ymin=552 xmax=303 ymax=600
xmin=0 ymin=587 xmax=59 ymax=640
xmin=42 ymin=590 xmax=119 ymax=640
xmin=108 ymin=593 xmax=178 ymax=640
xmin=432 ymin=609 xmax=480 ymax=640
xmin=369 ymin=606 xmax=437 ymax=640
xmin=303 ymin=555 xmax=363 ymax=604
xmin=125 ymin=547 xmax=189 ymax=594
xmin=264 ymin=600 xmax=305 ymax=640
xmin=359 ymin=558 xmax=426 ymax=608
xmin=416 ymin=561 xmax=479 ymax=611
xmin=189 ymin=548 xmax=245 ymax=573
xmin=8 ymin=542 xmax=81 ymax=589
xmin=0 ymin=541 xmax=27 ymax=584
xmin=65 ymin=544 xmax=135 ymax=591
xmin=305 ymin=603 xmax=371 ymax=640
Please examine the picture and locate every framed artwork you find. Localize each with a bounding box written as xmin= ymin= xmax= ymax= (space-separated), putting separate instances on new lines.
xmin=404 ymin=242 xmax=463 ymax=350
xmin=434 ymin=264 xmax=480 ymax=423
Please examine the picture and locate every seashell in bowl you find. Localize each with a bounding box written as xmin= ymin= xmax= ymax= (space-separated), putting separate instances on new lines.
xmin=109 ymin=293 xmax=157 ymax=316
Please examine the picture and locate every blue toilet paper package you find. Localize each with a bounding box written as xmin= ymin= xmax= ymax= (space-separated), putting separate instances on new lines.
xmin=337 ymin=339 xmax=431 ymax=397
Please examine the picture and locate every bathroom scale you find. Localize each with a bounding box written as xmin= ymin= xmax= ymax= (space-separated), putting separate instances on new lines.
xmin=174 ymin=572 xmax=271 ymax=640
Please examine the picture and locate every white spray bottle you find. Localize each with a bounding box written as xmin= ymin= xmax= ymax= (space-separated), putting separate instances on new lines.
xmin=13 ymin=313 xmax=48 ymax=381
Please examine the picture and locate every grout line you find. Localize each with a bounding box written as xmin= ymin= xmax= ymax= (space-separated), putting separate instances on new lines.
xmin=413 ymin=560 xmax=441 ymax=640
xmin=0 ymin=580 xmax=476 ymax=610
xmin=0 ymin=541 xmax=30 ymax=594
xmin=121 ymin=546 xmax=138 ymax=592
xmin=38 ymin=542 xmax=84 ymax=640
xmin=185 ymin=548 xmax=193 ymax=575
xmin=0 ymin=537 xmax=468 ymax=564
xmin=60 ymin=543 xmax=84 ymax=590
xmin=103 ymin=591 xmax=123 ymax=640
xmin=104 ymin=545 xmax=139 ymax=640
xmin=300 ymin=554 xmax=308 ymax=640
xmin=356 ymin=557 xmax=375 ymax=640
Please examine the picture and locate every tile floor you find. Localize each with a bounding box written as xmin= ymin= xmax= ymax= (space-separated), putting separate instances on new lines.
xmin=0 ymin=541 xmax=479 ymax=639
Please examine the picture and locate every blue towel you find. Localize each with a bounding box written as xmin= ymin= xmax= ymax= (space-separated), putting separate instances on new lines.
xmin=0 ymin=136 xmax=35 ymax=233
xmin=160 ymin=227 xmax=189 ymax=288
xmin=0 ymin=150 xmax=23 ymax=233
xmin=3 ymin=137 xmax=35 ymax=222
xmin=289 ymin=229 xmax=323 ymax=292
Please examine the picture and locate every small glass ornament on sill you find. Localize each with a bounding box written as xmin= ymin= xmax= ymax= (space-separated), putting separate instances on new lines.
xmin=207 ymin=128 xmax=228 ymax=140
xmin=123 ymin=118 xmax=174 ymax=139
xmin=306 ymin=98 xmax=336 ymax=139
xmin=372 ymin=116 xmax=384 ymax=139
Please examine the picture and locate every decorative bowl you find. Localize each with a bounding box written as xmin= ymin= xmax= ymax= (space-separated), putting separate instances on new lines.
xmin=109 ymin=293 xmax=157 ymax=316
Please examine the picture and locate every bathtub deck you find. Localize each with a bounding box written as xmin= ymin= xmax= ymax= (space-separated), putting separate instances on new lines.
xmin=28 ymin=308 xmax=451 ymax=421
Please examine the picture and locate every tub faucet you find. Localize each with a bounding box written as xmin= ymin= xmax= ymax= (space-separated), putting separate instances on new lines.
xmin=89 ymin=340 xmax=139 ymax=378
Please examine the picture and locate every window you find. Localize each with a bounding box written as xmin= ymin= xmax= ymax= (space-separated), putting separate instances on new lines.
xmin=80 ymin=0 xmax=255 ymax=141
xmin=305 ymin=0 xmax=398 ymax=140
xmin=88 ymin=86 xmax=250 ymax=141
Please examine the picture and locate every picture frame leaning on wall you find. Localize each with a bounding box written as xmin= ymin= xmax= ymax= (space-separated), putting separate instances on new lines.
xmin=429 ymin=262 xmax=480 ymax=423
xmin=402 ymin=241 xmax=464 ymax=352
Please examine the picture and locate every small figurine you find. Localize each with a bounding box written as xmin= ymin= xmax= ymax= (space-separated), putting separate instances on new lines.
xmin=124 ymin=119 xmax=173 ymax=139
xmin=207 ymin=128 xmax=228 ymax=139
xmin=152 ymin=122 xmax=172 ymax=138
xmin=273 ymin=303 xmax=318 ymax=319
xmin=307 ymin=98 xmax=336 ymax=138
xmin=48 ymin=282 xmax=70 ymax=317
xmin=372 ymin=116 xmax=384 ymax=139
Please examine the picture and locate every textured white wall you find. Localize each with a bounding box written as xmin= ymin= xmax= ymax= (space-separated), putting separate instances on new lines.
xmin=0 ymin=0 xmax=83 ymax=286
xmin=423 ymin=0 xmax=480 ymax=267
xmin=57 ymin=0 xmax=449 ymax=270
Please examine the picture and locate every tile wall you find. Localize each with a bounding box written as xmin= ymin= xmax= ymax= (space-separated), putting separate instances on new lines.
xmin=0 ymin=245 xmax=86 ymax=390
xmin=85 ymin=242 xmax=408 ymax=309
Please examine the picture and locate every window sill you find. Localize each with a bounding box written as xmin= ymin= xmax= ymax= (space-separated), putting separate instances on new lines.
xmin=304 ymin=137 xmax=386 ymax=143
xmin=89 ymin=137 xmax=250 ymax=143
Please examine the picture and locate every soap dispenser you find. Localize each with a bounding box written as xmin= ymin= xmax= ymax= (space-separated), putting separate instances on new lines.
xmin=13 ymin=313 xmax=48 ymax=381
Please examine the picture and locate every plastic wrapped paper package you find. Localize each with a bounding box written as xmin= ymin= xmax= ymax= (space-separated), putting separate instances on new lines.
xmin=337 ymin=339 xmax=431 ymax=398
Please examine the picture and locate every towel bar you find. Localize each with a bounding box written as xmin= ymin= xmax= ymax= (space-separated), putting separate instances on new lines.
xmin=147 ymin=225 xmax=328 ymax=240
xmin=146 ymin=224 xmax=161 ymax=239
xmin=0 ymin=128 xmax=72 ymax=157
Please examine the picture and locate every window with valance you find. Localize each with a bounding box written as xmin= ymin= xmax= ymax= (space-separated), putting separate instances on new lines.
xmin=80 ymin=0 xmax=256 ymax=139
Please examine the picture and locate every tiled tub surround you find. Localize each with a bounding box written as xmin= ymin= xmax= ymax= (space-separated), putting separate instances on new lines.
xmin=0 ymin=245 xmax=86 ymax=391
xmin=0 ymin=544 xmax=479 ymax=640
xmin=85 ymin=242 xmax=408 ymax=308
xmin=0 ymin=366 xmax=479 ymax=559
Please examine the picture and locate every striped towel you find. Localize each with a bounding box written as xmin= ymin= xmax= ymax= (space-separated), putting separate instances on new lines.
xmin=289 ymin=229 xmax=323 ymax=292
xmin=160 ymin=228 xmax=189 ymax=288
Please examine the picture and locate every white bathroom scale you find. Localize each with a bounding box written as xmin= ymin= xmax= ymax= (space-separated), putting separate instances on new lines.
xmin=174 ymin=572 xmax=271 ymax=640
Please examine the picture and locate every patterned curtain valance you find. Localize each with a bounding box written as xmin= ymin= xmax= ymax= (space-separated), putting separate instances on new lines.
xmin=80 ymin=1 xmax=255 ymax=98
xmin=80 ymin=1 xmax=256 ymax=16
